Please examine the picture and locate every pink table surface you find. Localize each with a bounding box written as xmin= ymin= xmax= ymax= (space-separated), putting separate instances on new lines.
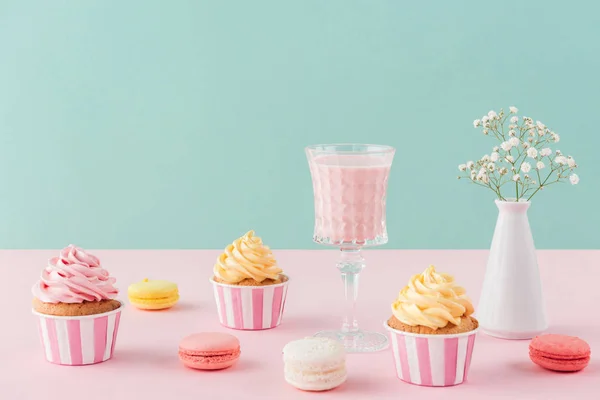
xmin=1 ymin=250 xmax=598 ymax=399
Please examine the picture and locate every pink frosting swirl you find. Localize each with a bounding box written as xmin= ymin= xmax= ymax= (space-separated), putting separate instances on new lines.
xmin=31 ymin=245 xmax=118 ymax=303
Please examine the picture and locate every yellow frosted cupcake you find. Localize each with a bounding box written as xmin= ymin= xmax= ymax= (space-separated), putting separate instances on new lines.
xmin=210 ymin=231 xmax=290 ymax=330
xmin=385 ymin=265 xmax=479 ymax=387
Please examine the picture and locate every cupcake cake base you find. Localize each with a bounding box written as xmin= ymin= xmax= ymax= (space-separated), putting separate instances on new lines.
xmin=387 ymin=315 xmax=479 ymax=335
xmin=33 ymin=298 xmax=121 ymax=317
xmin=212 ymin=276 xmax=285 ymax=286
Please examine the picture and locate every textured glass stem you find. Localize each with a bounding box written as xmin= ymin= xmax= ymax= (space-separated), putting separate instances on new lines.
xmin=337 ymin=248 xmax=365 ymax=333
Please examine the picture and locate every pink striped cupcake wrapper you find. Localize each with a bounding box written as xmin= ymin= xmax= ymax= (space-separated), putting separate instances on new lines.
xmin=32 ymin=302 xmax=123 ymax=366
xmin=210 ymin=276 xmax=289 ymax=330
xmin=385 ymin=322 xmax=478 ymax=387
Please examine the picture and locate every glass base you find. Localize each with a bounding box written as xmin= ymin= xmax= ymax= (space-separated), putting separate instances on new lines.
xmin=314 ymin=329 xmax=389 ymax=353
xmin=313 ymin=234 xmax=388 ymax=248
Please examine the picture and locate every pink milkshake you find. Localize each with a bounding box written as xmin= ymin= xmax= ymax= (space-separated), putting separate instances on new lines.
xmin=307 ymin=147 xmax=394 ymax=246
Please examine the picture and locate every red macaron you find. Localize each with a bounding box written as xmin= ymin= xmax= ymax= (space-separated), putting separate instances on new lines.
xmin=529 ymin=334 xmax=591 ymax=372
xmin=178 ymin=332 xmax=241 ymax=370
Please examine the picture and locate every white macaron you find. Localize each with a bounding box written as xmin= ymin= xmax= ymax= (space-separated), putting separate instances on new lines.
xmin=282 ymin=337 xmax=347 ymax=391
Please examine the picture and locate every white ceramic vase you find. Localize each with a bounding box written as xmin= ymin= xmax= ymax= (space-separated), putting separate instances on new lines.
xmin=477 ymin=199 xmax=548 ymax=340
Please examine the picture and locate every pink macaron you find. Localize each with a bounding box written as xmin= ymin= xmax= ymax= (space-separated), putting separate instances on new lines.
xmin=529 ymin=334 xmax=591 ymax=372
xmin=179 ymin=332 xmax=241 ymax=370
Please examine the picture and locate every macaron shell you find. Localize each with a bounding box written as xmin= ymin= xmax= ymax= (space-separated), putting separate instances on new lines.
xmin=529 ymin=334 xmax=591 ymax=358
xmin=129 ymin=295 xmax=179 ymax=310
xmin=530 ymin=353 xmax=590 ymax=372
xmin=179 ymin=332 xmax=240 ymax=352
xmin=181 ymin=357 xmax=238 ymax=370
xmin=284 ymin=365 xmax=347 ymax=391
xmin=128 ymin=279 xmax=179 ymax=298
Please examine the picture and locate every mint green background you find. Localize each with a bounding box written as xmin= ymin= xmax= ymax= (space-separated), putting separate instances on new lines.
xmin=1 ymin=1 xmax=598 ymax=249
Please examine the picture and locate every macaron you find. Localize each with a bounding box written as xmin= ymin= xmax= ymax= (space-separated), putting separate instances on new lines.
xmin=128 ymin=278 xmax=179 ymax=310
xmin=529 ymin=334 xmax=591 ymax=372
xmin=283 ymin=337 xmax=347 ymax=391
xmin=178 ymin=332 xmax=241 ymax=370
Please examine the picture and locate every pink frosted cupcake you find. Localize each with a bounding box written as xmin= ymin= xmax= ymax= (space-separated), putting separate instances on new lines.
xmin=31 ymin=245 xmax=123 ymax=365
xmin=210 ymin=231 xmax=289 ymax=330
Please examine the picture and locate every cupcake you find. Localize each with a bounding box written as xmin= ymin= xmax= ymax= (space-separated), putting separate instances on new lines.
xmin=210 ymin=230 xmax=289 ymax=330
xmin=385 ymin=265 xmax=478 ymax=387
xmin=31 ymin=245 xmax=123 ymax=365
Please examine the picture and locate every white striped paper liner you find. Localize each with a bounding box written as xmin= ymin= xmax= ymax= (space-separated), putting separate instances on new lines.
xmin=33 ymin=302 xmax=123 ymax=366
xmin=385 ymin=322 xmax=477 ymax=386
xmin=210 ymin=276 xmax=289 ymax=330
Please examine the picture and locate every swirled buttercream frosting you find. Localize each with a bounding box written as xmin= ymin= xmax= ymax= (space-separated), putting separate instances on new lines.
xmin=391 ymin=265 xmax=474 ymax=330
xmin=32 ymin=245 xmax=118 ymax=303
xmin=213 ymin=231 xmax=283 ymax=284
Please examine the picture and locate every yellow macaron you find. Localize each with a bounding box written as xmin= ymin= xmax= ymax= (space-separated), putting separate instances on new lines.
xmin=128 ymin=278 xmax=179 ymax=310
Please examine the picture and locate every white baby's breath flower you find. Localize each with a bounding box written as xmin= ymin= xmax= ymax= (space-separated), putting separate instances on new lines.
xmin=506 ymin=155 xmax=515 ymax=163
xmin=477 ymin=168 xmax=489 ymax=184
xmin=470 ymin=170 xmax=476 ymax=180
xmin=501 ymin=141 xmax=512 ymax=151
xmin=488 ymin=163 xmax=496 ymax=172
xmin=523 ymin=142 xmax=530 ymax=149
xmin=488 ymin=110 xmax=497 ymax=120
xmin=512 ymin=174 xmax=521 ymax=182
xmin=536 ymin=161 xmax=545 ymax=170
xmin=481 ymin=154 xmax=490 ymax=162
xmin=521 ymin=162 xmax=532 ymax=173
xmin=490 ymin=152 xmax=499 ymax=162
xmin=567 ymin=157 xmax=576 ymax=168
xmin=529 ymin=130 xmax=536 ymax=137
xmin=483 ymin=129 xmax=489 ymax=135
xmin=552 ymin=133 xmax=560 ymax=143
xmin=527 ymin=147 xmax=538 ymax=159
xmin=493 ymin=146 xmax=499 ymax=152
xmin=555 ymin=155 xmax=567 ymax=165
xmin=510 ymin=116 xmax=518 ymax=123
xmin=570 ymin=174 xmax=580 ymax=185
xmin=466 ymin=161 xmax=474 ymax=170
xmin=473 ymin=119 xmax=481 ymax=128
xmin=509 ymin=137 xmax=520 ymax=147
xmin=499 ymin=167 xmax=508 ymax=175
xmin=536 ymin=121 xmax=545 ymax=129
xmin=556 ymin=149 xmax=562 ymax=155
xmin=508 ymin=130 xmax=516 ymax=137
xmin=482 ymin=116 xmax=489 ymax=124
xmin=540 ymin=148 xmax=552 ymax=157
xmin=458 ymin=164 xmax=467 ymax=171
xmin=509 ymin=106 xmax=518 ymax=113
